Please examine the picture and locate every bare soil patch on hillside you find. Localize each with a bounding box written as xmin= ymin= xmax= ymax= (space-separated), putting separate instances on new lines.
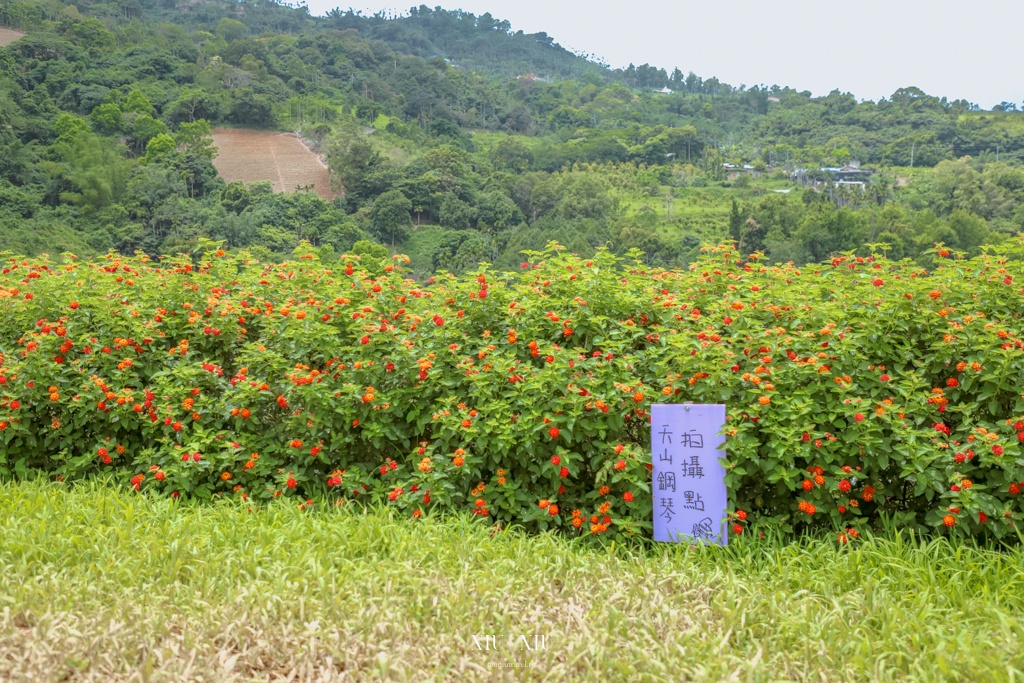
xmin=0 ymin=28 xmax=26 ymax=46
xmin=211 ymin=128 xmax=336 ymax=200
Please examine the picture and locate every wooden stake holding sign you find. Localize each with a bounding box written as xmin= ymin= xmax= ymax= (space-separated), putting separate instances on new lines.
xmin=650 ymin=404 xmax=729 ymax=545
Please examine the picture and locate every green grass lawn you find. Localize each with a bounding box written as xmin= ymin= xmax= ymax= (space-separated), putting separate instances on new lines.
xmin=2 ymin=480 xmax=1023 ymax=682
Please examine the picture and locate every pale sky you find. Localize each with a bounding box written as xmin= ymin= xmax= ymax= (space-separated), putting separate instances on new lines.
xmin=302 ymin=0 xmax=1024 ymax=110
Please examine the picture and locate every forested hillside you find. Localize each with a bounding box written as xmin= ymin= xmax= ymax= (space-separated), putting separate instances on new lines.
xmin=1 ymin=0 xmax=1023 ymax=271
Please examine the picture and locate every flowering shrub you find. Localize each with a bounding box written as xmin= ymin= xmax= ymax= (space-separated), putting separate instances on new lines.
xmin=2 ymin=239 xmax=1024 ymax=543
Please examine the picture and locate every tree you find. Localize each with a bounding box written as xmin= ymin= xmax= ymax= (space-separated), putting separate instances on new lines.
xmin=128 ymin=115 xmax=168 ymax=156
xmin=123 ymin=90 xmax=155 ymax=116
xmin=215 ymin=18 xmax=248 ymax=43
xmin=477 ymin=190 xmax=523 ymax=231
xmin=140 ymin=134 xmax=176 ymax=165
xmin=166 ymin=89 xmax=221 ymax=125
xmin=90 ymin=103 xmax=123 ymax=135
xmin=439 ymin=194 xmax=476 ymax=230
xmin=431 ymin=231 xmax=487 ymax=273
xmin=491 ymin=136 xmax=533 ymax=173
xmin=228 ymin=89 xmax=275 ymax=127
xmin=369 ymin=189 xmax=412 ymax=246
xmin=328 ymin=126 xmax=390 ymax=204
xmin=43 ymin=129 xmax=132 ymax=212
xmin=728 ymin=199 xmax=743 ymax=245
xmin=174 ymin=120 xmax=217 ymax=162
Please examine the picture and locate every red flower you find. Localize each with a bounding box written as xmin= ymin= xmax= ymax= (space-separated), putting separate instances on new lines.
xmin=872 ymin=278 xmax=883 ymax=286
xmin=360 ymin=335 xmax=370 ymax=345
xmin=550 ymin=455 xmax=560 ymax=466
xmin=854 ymin=413 xmax=864 ymax=423
xmin=559 ymin=466 xmax=569 ymax=478
xmin=614 ymin=444 xmax=624 ymax=455
xmin=548 ymin=426 xmax=560 ymax=439
xmin=732 ymin=524 xmax=743 ymax=535
xmin=993 ymin=444 xmax=1004 ymax=456
xmin=946 ymin=378 xmax=958 ymax=388
xmin=838 ymin=479 xmax=851 ymax=493
xmin=879 ymin=374 xmax=890 ymax=382
xmin=286 ymin=477 xmax=297 ymax=489
xmin=736 ymin=510 xmax=747 ymax=521
xmin=614 ymin=459 xmax=626 ymax=471
xmin=623 ymin=491 xmax=634 ymax=503
xmin=979 ymin=511 xmax=988 ymax=524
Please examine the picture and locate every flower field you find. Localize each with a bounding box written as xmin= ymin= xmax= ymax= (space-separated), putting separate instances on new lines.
xmin=2 ymin=240 xmax=1024 ymax=543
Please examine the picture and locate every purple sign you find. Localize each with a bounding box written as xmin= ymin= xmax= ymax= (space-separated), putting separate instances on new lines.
xmin=650 ymin=404 xmax=728 ymax=545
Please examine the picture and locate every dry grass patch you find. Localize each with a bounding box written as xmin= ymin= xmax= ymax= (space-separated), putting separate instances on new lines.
xmin=1 ymin=480 xmax=1023 ymax=681
xmin=210 ymin=128 xmax=335 ymax=200
xmin=0 ymin=27 xmax=25 ymax=46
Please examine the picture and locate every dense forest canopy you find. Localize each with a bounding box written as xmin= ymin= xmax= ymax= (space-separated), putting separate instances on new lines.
xmin=1 ymin=0 xmax=1022 ymax=271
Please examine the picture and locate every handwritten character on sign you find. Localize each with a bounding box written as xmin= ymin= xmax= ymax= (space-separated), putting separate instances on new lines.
xmin=682 ymin=490 xmax=705 ymax=511
xmin=658 ymin=448 xmax=673 ymax=465
xmin=657 ymin=471 xmax=677 ymax=493
xmin=691 ymin=517 xmax=714 ymax=540
xmin=659 ymin=497 xmax=676 ymax=523
xmin=680 ymin=430 xmax=704 ymax=449
xmin=681 ymin=455 xmax=704 ymax=479
xmin=658 ymin=426 xmax=673 ymax=444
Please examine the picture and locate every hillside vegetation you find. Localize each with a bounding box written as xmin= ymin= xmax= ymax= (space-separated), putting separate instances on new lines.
xmin=0 ymin=0 xmax=1022 ymax=269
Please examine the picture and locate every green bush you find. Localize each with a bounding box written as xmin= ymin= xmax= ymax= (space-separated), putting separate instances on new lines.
xmin=2 ymin=239 xmax=1024 ymax=544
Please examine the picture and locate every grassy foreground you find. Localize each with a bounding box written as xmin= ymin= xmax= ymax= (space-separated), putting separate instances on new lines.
xmin=1 ymin=482 xmax=1023 ymax=682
